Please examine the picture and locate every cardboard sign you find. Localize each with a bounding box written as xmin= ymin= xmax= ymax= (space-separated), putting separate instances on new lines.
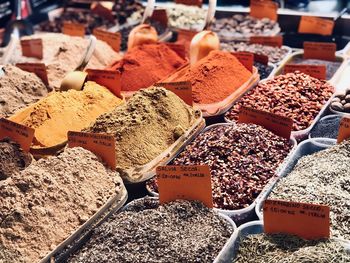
xmin=155 ymin=82 xmax=193 ymax=106
xmin=93 ymin=28 xmax=121 ymax=52
xmin=0 ymin=118 xmax=34 ymax=152
xmin=62 ymin=22 xmax=85 ymax=37
xmin=156 ymin=165 xmax=213 ymax=208
xmin=337 ymin=117 xmax=350 ymax=143
xmin=175 ymin=0 xmax=202 ymax=7
xmin=16 ymin=63 xmax=49 ymax=86
xmin=91 ymin=2 xmax=114 ymax=22
xmin=151 ymin=9 xmax=168 ymax=27
xmin=232 ymin=52 xmax=254 ymax=72
xmin=303 ymin=42 xmax=336 ymax=61
xmin=254 ymin=53 xmax=269 ymax=65
xmin=298 ymin=16 xmax=334 ymax=36
xmin=20 ymin=39 xmax=43 ymax=59
xmin=284 ymin=64 xmax=326 ymax=80
xmin=177 ymin=29 xmax=198 ymax=42
xmin=250 ymin=0 xmax=278 ymax=21
xmin=86 ymin=69 xmax=121 ymax=98
xmin=67 ymin=131 xmax=116 ymax=169
xmin=250 ymin=35 xmax=283 ymax=47
xmin=264 ymin=199 xmax=330 ymax=240
xmin=238 ymin=106 xmax=293 ymax=139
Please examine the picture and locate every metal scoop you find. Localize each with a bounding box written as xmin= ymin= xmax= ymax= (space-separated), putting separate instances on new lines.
xmin=60 ymin=35 xmax=96 ymax=91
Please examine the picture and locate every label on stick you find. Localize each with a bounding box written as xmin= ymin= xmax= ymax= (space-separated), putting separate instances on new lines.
xmin=337 ymin=117 xmax=350 ymax=143
xmin=254 ymin=53 xmax=269 ymax=65
xmin=250 ymin=35 xmax=283 ymax=47
xmin=20 ymin=39 xmax=43 ymax=59
xmin=156 ymin=165 xmax=213 ymax=208
xmin=155 ymin=82 xmax=193 ymax=106
xmin=152 ymin=9 xmax=168 ymax=27
xmin=67 ymin=131 xmax=116 ymax=169
xmin=232 ymin=52 xmax=254 ymax=72
xmin=93 ymin=28 xmax=121 ymax=52
xmin=263 ymin=199 xmax=330 ymax=240
xmin=165 ymin=43 xmax=187 ymax=60
xmin=250 ymin=0 xmax=278 ymax=21
xmin=284 ymin=64 xmax=326 ymax=80
xmin=298 ymin=16 xmax=334 ymax=36
xmin=177 ymin=29 xmax=198 ymax=42
xmin=86 ymin=69 xmax=121 ymax=98
xmin=238 ymin=106 xmax=293 ymax=139
xmin=16 ymin=63 xmax=49 ymax=86
xmin=303 ymin=42 xmax=336 ymax=61
xmin=0 ymin=118 xmax=34 ymax=152
xmin=175 ymin=0 xmax=202 ymax=7
xmin=62 ymin=22 xmax=85 ymax=37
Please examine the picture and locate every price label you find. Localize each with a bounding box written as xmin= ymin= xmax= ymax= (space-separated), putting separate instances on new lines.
xmin=0 ymin=118 xmax=34 ymax=152
xmin=16 ymin=63 xmax=49 ymax=86
xmin=93 ymin=28 xmax=121 ymax=52
xmin=91 ymin=2 xmax=115 ymax=22
xmin=337 ymin=117 xmax=350 ymax=143
xmin=303 ymin=42 xmax=336 ymax=61
xmin=165 ymin=43 xmax=187 ymax=60
xmin=250 ymin=0 xmax=278 ymax=21
xmin=151 ymin=9 xmax=168 ymax=27
xmin=264 ymin=199 xmax=330 ymax=239
xmin=284 ymin=64 xmax=326 ymax=80
xmin=254 ymin=53 xmax=269 ymax=65
xmin=175 ymin=0 xmax=202 ymax=7
xmin=86 ymin=69 xmax=121 ymax=98
xmin=232 ymin=52 xmax=254 ymax=72
xmin=20 ymin=39 xmax=43 ymax=59
xmin=177 ymin=29 xmax=198 ymax=42
xmin=62 ymin=22 xmax=85 ymax=37
xmin=250 ymin=35 xmax=283 ymax=47
xmin=67 ymin=131 xmax=116 ymax=169
xmin=155 ymin=81 xmax=193 ymax=106
xmin=156 ymin=165 xmax=213 ymax=208
xmin=298 ymin=16 xmax=334 ymax=36
xmin=238 ymin=106 xmax=293 ymax=139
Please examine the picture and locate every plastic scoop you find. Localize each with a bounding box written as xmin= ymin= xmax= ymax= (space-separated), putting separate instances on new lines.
xmin=60 ymin=35 xmax=96 ymax=91
xmin=190 ymin=0 xmax=219 ymax=65
xmin=127 ymin=0 xmax=158 ymax=50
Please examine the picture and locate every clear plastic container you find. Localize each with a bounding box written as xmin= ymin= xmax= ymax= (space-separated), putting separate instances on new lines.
xmin=255 ymin=138 xmax=336 ymax=220
xmin=146 ymin=122 xmax=297 ymax=223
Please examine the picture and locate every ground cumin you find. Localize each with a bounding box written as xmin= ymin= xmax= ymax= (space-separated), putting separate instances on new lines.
xmin=109 ymin=43 xmax=186 ymax=91
xmin=9 ymin=81 xmax=123 ymax=148
xmin=171 ymin=50 xmax=252 ymax=104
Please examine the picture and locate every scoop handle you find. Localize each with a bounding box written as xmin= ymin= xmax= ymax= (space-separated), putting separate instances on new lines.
xmin=203 ymin=0 xmax=217 ymax=30
xmin=76 ymin=35 xmax=96 ymax=71
xmin=142 ymin=0 xmax=155 ymax=24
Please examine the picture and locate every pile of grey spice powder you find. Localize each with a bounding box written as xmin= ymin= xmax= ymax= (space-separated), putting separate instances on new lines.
xmin=68 ymin=198 xmax=232 ymax=263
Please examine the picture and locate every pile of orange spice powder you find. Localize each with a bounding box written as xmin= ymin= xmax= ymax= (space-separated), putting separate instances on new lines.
xmin=171 ymin=50 xmax=252 ymax=104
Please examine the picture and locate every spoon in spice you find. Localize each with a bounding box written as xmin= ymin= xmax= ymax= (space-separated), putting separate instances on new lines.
xmin=190 ymin=0 xmax=219 ymax=65
xmin=60 ymin=35 xmax=96 ymax=91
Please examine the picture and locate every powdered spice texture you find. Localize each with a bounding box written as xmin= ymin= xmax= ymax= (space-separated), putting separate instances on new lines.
xmin=9 ymin=81 xmax=123 ymax=148
xmin=0 ymin=147 xmax=124 ymax=263
xmin=172 ymin=50 xmax=252 ymax=104
xmin=0 ymin=65 xmax=50 ymax=118
xmin=109 ymin=43 xmax=186 ymax=91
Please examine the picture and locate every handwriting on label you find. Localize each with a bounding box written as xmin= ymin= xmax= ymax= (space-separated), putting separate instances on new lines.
xmin=20 ymin=39 xmax=43 ymax=59
xmin=337 ymin=117 xmax=350 ymax=143
xmin=264 ymin=199 xmax=330 ymax=239
xmin=16 ymin=63 xmax=49 ymax=86
xmin=250 ymin=35 xmax=283 ymax=47
xmin=250 ymin=0 xmax=278 ymax=21
xmin=93 ymin=28 xmax=121 ymax=52
xmin=67 ymin=131 xmax=116 ymax=169
xmin=156 ymin=165 xmax=213 ymax=207
xmin=298 ymin=16 xmax=334 ymax=36
xmin=175 ymin=0 xmax=202 ymax=7
xmin=0 ymin=118 xmax=34 ymax=152
xmin=284 ymin=64 xmax=326 ymax=80
xmin=152 ymin=9 xmax=168 ymax=27
xmin=155 ymin=82 xmax=193 ymax=106
xmin=238 ymin=106 xmax=293 ymax=139
xmin=303 ymin=42 xmax=336 ymax=61
xmin=86 ymin=69 xmax=121 ymax=98
xmin=62 ymin=22 xmax=85 ymax=37
xmin=232 ymin=52 xmax=254 ymax=72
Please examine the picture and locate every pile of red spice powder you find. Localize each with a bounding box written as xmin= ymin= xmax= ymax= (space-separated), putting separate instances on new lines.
xmin=173 ymin=50 xmax=252 ymax=104
xmin=109 ymin=43 xmax=187 ymax=91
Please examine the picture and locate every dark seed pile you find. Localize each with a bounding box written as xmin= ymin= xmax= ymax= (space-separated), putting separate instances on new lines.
xmin=147 ymin=124 xmax=292 ymax=210
xmin=310 ymin=115 xmax=342 ymax=139
xmin=254 ymin=62 xmax=274 ymax=79
xmin=68 ymin=199 xmax=232 ymax=263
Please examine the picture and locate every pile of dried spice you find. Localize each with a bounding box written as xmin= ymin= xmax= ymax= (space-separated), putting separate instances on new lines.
xmin=270 ymin=140 xmax=350 ymax=240
xmin=147 ymin=124 xmax=292 ymax=210
xmin=167 ymin=50 xmax=253 ymax=104
xmin=234 ymin=233 xmax=350 ymax=262
xmin=225 ymin=72 xmax=334 ymax=131
xmin=68 ymin=198 xmax=232 ymax=263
